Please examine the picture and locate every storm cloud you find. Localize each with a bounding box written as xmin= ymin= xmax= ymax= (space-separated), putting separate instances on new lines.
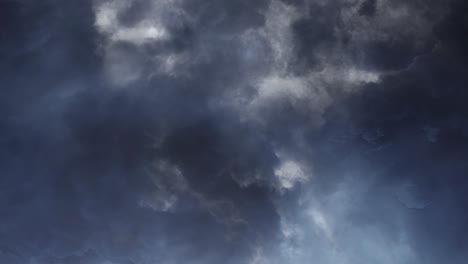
xmin=1 ymin=0 xmax=467 ymax=263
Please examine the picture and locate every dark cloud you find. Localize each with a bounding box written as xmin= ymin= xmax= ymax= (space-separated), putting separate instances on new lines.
xmin=358 ymin=0 xmax=377 ymax=17
xmin=1 ymin=0 xmax=468 ymax=263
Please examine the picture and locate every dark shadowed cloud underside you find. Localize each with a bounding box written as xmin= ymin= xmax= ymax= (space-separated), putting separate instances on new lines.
xmin=1 ymin=0 xmax=468 ymax=263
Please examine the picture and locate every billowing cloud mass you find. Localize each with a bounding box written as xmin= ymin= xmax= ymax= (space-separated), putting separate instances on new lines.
xmin=1 ymin=0 xmax=468 ymax=263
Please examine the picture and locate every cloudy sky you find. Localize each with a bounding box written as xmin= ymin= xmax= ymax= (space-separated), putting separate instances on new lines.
xmin=1 ymin=0 xmax=468 ymax=263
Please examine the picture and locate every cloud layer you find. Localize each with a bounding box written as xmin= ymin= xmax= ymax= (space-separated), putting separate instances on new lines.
xmin=1 ymin=0 xmax=467 ymax=263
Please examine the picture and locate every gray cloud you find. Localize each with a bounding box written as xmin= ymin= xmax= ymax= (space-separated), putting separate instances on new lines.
xmin=1 ymin=0 xmax=467 ymax=263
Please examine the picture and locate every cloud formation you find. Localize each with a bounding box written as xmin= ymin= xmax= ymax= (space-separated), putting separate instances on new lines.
xmin=1 ymin=0 xmax=468 ymax=263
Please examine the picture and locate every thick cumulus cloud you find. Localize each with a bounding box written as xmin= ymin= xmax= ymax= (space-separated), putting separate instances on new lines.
xmin=1 ymin=0 xmax=468 ymax=263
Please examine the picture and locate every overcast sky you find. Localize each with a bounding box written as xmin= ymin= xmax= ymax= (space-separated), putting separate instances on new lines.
xmin=1 ymin=0 xmax=468 ymax=263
